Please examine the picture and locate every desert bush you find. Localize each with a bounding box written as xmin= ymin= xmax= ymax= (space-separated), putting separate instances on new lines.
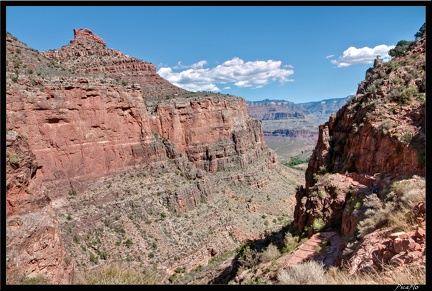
xmin=238 ymin=245 xmax=260 ymax=269
xmin=325 ymin=264 xmax=425 ymax=285
xmin=395 ymin=86 xmax=418 ymax=105
xmin=11 ymin=72 xmax=19 ymax=83
xmin=74 ymin=264 xmax=162 ymax=284
xmin=357 ymin=176 xmax=425 ymax=237
xmin=282 ymin=232 xmax=299 ymax=253
xmin=357 ymin=194 xmax=387 ymax=238
xmin=312 ymin=218 xmax=325 ymax=232
xmin=277 ymin=260 xmax=326 ymax=284
xmin=379 ymin=119 xmax=394 ymax=135
xmin=390 ymin=177 xmax=425 ymax=209
xmin=260 ymin=243 xmax=281 ymax=262
xmin=7 ymin=152 xmax=20 ymax=166
xmin=277 ymin=259 xmax=425 ymax=285
xmin=398 ymin=130 xmax=413 ymax=145
xmin=6 ymin=269 xmax=50 ymax=285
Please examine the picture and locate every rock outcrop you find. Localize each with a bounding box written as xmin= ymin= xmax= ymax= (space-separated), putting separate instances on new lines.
xmin=42 ymin=28 xmax=187 ymax=100
xmin=292 ymin=32 xmax=426 ymax=273
xmin=6 ymin=130 xmax=73 ymax=284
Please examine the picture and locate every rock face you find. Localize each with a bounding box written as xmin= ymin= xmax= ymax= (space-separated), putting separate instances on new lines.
xmin=42 ymin=28 xmax=187 ymax=100
xmin=292 ymin=33 xmax=426 ymax=272
xmin=6 ymin=29 xmax=274 ymax=185
xmin=6 ymin=29 xmax=298 ymax=283
xmin=72 ymin=28 xmax=106 ymax=46
xmin=6 ymin=130 xmax=73 ymax=284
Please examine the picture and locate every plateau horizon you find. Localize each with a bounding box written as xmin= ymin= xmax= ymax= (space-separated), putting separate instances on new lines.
xmin=5 ymin=5 xmax=425 ymax=103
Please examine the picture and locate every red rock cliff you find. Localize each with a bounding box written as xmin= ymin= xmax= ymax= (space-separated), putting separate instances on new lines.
xmin=6 ymin=130 xmax=73 ymax=284
xmin=293 ymin=34 xmax=426 ymax=237
xmin=5 ymin=29 xmax=278 ymax=283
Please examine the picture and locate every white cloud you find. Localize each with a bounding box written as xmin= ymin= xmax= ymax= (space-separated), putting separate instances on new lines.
xmin=330 ymin=44 xmax=395 ymax=67
xmin=325 ymin=54 xmax=334 ymax=59
xmin=157 ymin=57 xmax=294 ymax=92
xmin=174 ymin=60 xmax=208 ymax=70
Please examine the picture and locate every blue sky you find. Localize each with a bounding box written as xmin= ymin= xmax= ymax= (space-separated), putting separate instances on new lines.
xmin=5 ymin=4 xmax=426 ymax=103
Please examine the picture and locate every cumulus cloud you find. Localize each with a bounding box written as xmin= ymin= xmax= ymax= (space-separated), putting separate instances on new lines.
xmin=325 ymin=54 xmax=334 ymax=59
xmin=157 ymin=57 xmax=294 ymax=92
xmin=330 ymin=44 xmax=395 ymax=67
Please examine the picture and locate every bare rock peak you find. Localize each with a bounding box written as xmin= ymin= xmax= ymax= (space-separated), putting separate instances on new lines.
xmin=72 ymin=27 xmax=106 ymax=47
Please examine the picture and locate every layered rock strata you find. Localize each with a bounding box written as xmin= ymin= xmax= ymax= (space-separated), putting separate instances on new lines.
xmin=6 ymin=130 xmax=73 ymax=284
xmin=5 ymin=29 xmax=289 ymax=283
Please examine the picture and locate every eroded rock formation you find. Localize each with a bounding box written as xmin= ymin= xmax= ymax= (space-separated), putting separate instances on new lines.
xmin=6 ymin=130 xmax=73 ymax=284
xmin=5 ymin=29 xmax=293 ymax=284
xmin=292 ymin=33 xmax=426 ymax=273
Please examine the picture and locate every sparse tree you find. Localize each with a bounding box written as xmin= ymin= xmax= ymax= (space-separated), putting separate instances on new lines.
xmin=389 ymin=40 xmax=412 ymax=57
xmin=414 ymin=22 xmax=426 ymax=39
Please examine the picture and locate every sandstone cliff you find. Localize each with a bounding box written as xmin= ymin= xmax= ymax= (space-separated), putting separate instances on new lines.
xmin=5 ymin=29 xmax=302 ymax=283
xmin=6 ymin=130 xmax=73 ymax=284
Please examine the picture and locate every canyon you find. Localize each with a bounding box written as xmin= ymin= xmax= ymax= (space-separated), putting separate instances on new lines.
xmin=5 ymin=27 xmax=426 ymax=285
xmin=246 ymin=97 xmax=349 ymax=163
xmin=5 ymin=28 xmax=303 ymax=283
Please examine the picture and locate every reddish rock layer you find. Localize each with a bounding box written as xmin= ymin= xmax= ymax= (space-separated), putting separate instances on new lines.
xmin=293 ymin=34 xmax=426 ymax=237
xmin=5 ymin=29 xmax=278 ymax=283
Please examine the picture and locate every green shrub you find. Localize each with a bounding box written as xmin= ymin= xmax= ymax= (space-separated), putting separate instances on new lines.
xmin=89 ymin=253 xmax=99 ymax=264
xmin=389 ymin=40 xmax=413 ymax=57
xmin=19 ymin=274 xmax=49 ymax=285
xmin=124 ymin=239 xmax=133 ymax=248
xmin=238 ymin=245 xmax=260 ymax=269
xmin=174 ymin=267 xmax=185 ymax=273
xmin=11 ymin=73 xmax=19 ymax=83
xmin=399 ymin=131 xmax=413 ymax=145
xmin=284 ymin=156 xmax=308 ymax=167
xmin=312 ymin=218 xmax=325 ymax=232
xmin=283 ymin=233 xmax=299 ymax=253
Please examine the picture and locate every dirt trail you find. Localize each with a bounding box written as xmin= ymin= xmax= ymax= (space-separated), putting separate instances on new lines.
xmin=277 ymin=231 xmax=345 ymax=269
xmin=277 ymin=173 xmax=380 ymax=270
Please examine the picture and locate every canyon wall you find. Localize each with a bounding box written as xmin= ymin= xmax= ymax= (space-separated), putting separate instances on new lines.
xmin=292 ymin=33 xmax=426 ymax=237
xmin=5 ymin=29 xmax=285 ymax=283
